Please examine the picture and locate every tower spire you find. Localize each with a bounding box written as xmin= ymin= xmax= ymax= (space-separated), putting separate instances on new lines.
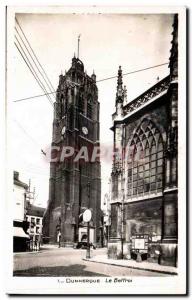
xmin=115 ymin=66 xmax=124 ymax=116
xmin=77 ymin=34 xmax=81 ymax=59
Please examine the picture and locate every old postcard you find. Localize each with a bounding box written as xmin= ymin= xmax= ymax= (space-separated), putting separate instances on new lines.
xmin=4 ymin=4 xmax=186 ymax=295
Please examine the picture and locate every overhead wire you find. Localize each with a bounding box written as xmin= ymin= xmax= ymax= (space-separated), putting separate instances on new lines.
xmin=14 ymin=18 xmax=58 ymax=155
xmin=13 ymin=62 xmax=169 ymax=103
xmin=13 ymin=119 xmax=47 ymax=155
xmin=14 ymin=39 xmax=62 ymax=146
xmin=15 ymin=18 xmax=55 ymax=106
xmin=15 ymin=26 xmax=55 ymax=103
xmin=97 ymin=62 xmax=169 ymax=83
xmin=13 ymin=18 xmax=169 ymax=161
xmin=15 ymin=17 xmax=56 ymax=94
xmin=15 ymin=18 xmax=66 ymax=132
xmin=13 ymin=18 xmax=170 ymax=207
xmin=14 ymin=40 xmax=54 ymax=107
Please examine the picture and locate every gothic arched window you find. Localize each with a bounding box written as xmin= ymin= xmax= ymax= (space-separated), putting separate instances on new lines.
xmin=87 ymin=95 xmax=92 ymax=119
xmin=60 ymin=94 xmax=67 ymax=117
xmin=79 ymin=89 xmax=84 ymax=113
xmin=127 ymin=119 xmax=164 ymax=198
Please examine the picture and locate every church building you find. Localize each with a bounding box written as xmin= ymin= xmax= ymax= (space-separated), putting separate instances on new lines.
xmin=43 ymin=55 xmax=101 ymax=246
xmin=109 ymin=15 xmax=178 ymax=266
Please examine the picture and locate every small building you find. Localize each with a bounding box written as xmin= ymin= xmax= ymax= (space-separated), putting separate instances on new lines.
xmin=26 ymin=204 xmax=45 ymax=244
xmin=13 ymin=171 xmax=30 ymax=252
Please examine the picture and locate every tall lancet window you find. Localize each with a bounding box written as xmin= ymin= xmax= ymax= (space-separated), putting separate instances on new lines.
xmin=87 ymin=95 xmax=92 ymax=119
xmin=60 ymin=94 xmax=64 ymax=117
xmin=127 ymin=119 xmax=164 ymax=198
xmin=79 ymin=88 xmax=84 ymax=113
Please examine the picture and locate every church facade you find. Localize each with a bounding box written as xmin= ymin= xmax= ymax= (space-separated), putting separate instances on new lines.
xmin=43 ymin=56 xmax=101 ymax=246
xmin=109 ymin=15 xmax=178 ymax=266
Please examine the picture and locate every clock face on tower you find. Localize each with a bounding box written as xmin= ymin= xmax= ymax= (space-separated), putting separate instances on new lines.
xmin=82 ymin=126 xmax=88 ymax=135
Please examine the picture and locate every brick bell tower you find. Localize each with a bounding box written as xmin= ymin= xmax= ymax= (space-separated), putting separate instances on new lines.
xmin=43 ymin=55 xmax=101 ymax=246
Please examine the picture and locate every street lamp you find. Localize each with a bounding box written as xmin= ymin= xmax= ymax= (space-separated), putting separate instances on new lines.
xmin=85 ymin=181 xmax=91 ymax=259
xmin=83 ymin=209 xmax=92 ymax=259
xmin=79 ymin=179 xmax=97 ymax=258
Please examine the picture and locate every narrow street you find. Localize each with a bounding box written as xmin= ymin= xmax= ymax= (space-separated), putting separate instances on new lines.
xmin=13 ymin=246 xmax=167 ymax=277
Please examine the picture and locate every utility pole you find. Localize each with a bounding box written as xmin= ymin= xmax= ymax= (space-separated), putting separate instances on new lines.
xmin=26 ymin=179 xmax=35 ymax=206
xmin=86 ymin=181 xmax=91 ymax=259
xmin=108 ymin=178 xmax=111 ymax=246
xmin=104 ymin=192 xmax=110 ymax=247
xmin=121 ymin=190 xmax=125 ymax=259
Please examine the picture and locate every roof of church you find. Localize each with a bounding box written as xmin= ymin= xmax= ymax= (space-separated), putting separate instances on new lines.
xmin=123 ymin=75 xmax=170 ymax=115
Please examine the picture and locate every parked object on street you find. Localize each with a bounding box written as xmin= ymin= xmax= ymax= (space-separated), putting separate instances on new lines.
xmin=74 ymin=241 xmax=96 ymax=250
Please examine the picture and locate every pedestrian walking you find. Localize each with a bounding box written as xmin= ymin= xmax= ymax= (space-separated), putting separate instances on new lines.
xmin=34 ymin=238 xmax=38 ymax=251
xmin=57 ymin=231 xmax=61 ymax=248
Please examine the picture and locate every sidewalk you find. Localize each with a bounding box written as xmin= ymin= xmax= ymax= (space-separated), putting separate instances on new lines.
xmin=14 ymin=244 xmax=60 ymax=255
xmin=83 ymin=254 xmax=178 ymax=275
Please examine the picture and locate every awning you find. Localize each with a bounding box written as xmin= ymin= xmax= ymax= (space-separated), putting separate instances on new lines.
xmin=14 ymin=227 xmax=30 ymax=239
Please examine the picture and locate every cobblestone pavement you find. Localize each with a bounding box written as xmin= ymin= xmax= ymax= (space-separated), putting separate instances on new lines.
xmin=13 ymin=246 xmax=167 ymax=277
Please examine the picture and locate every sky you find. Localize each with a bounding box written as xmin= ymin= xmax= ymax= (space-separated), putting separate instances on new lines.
xmin=10 ymin=12 xmax=174 ymax=208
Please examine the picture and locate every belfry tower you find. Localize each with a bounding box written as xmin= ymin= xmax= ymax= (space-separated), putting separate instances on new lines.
xmin=43 ymin=55 xmax=101 ymax=246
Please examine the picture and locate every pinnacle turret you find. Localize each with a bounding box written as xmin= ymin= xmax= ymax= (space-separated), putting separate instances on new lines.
xmin=169 ymin=14 xmax=178 ymax=81
xmin=116 ymin=66 xmax=123 ymax=100
xmin=91 ymin=70 xmax=96 ymax=82
xmin=123 ymin=85 xmax=128 ymax=105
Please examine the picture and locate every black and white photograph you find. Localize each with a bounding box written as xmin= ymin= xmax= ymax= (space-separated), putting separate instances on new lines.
xmin=4 ymin=5 xmax=186 ymax=295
